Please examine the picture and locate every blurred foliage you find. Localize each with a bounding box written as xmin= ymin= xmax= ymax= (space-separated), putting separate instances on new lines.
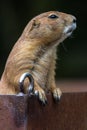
xmin=0 ymin=0 xmax=87 ymax=79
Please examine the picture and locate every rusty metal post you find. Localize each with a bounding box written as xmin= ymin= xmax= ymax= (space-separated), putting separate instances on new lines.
xmin=0 ymin=83 xmax=87 ymax=130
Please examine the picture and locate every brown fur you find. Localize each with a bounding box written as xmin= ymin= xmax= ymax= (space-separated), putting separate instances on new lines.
xmin=0 ymin=11 xmax=76 ymax=102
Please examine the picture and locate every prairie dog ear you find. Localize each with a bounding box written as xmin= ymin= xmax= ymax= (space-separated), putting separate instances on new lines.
xmin=22 ymin=19 xmax=40 ymax=36
xmin=29 ymin=19 xmax=40 ymax=31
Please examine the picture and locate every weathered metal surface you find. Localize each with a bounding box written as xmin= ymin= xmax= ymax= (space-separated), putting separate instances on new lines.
xmin=0 ymin=95 xmax=28 ymax=130
xmin=0 ymin=82 xmax=87 ymax=130
xmin=28 ymin=93 xmax=87 ymax=130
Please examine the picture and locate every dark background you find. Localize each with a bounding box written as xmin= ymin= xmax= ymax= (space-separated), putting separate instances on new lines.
xmin=0 ymin=0 xmax=87 ymax=80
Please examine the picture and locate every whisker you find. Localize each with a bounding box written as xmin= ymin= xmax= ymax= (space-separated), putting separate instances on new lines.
xmin=61 ymin=42 xmax=68 ymax=52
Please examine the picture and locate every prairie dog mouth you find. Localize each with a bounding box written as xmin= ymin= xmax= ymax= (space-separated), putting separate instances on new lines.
xmin=63 ymin=23 xmax=77 ymax=36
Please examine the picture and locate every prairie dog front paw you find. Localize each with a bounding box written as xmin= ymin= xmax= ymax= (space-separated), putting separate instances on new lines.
xmin=34 ymin=86 xmax=47 ymax=105
xmin=52 ymin=87 xmax=62 ymax=101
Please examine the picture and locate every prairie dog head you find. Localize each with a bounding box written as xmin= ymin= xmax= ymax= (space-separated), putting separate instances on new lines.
xmin=23 ymin=11 xmax=76 ymax=46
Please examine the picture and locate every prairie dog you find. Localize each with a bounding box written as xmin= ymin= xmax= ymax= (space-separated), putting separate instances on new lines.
xmin=0 ymin=11 xmax=76 ymax=104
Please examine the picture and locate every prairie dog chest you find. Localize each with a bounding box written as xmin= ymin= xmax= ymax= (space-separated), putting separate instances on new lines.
xmin=32 ymin=47 xmax=56 ymax=89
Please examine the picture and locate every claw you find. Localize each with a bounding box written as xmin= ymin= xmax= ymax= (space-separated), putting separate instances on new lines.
xmin=34 ymin=90 xmax=47 ymax=105
xmin=52 ymin=88 xmax=62 ymax=102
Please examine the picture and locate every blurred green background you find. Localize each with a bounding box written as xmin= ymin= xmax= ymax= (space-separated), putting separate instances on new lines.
xmin=0 ymin=0 xmax=87 ymax=79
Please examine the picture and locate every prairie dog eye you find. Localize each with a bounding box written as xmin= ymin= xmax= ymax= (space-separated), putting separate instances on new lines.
xmin=48 ymin=14 xmax=59 ymax=19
